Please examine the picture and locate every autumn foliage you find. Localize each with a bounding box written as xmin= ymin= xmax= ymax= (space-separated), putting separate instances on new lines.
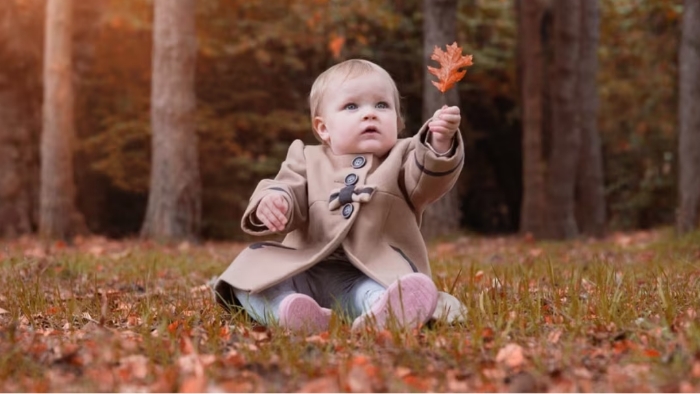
xmin=0 ymin=0 xmax=685 ymax=237
xmin=427 ymin=42 xmax=474 ymax=93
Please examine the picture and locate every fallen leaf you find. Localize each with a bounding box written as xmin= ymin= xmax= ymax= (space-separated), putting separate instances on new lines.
xmin=692 ymin=361 xmax=700 ymax=378
xmin=178 ymin=241 xmax=191 ymax=252
xmin=215 ymin=380 xmax=255 ymax=392
xmin=85 ymin=367 xmax=116 ymax=391
xmin=402 ymin=375 xmax=431 ymax=391
xmin=528 ymin=248 xmax=543 ymax=257
xmin=118 ymin=354 xmax=149 ymax=381
xmin=250 ymin=329 xmax=270 ymax=342
xmin=496 ymin=343 xmax=525 ymax=368
xmin=222 ymin=349 xmax=246 ymax=368
xmin=345 ymin=364 xmax=372 ymax=393
xmin=179 ymin=375 xmax=207 ymax=393
xmin=88 ymin=245 xmax=104 ymax=256
xmin=481 ymin=327 xmax=495 ymax=342
xmin=446 ymin=369 xmax=470 ymax=392
xmin=573 ymin=367 xmax=593 ymax=380
xmin=189 ymin=284 xmax=210 ymax=294
xmin=168 ymin=320 xmax=183 ymax=335
xmin=219 ymin=325 xmax=231 ymax=340
xmin=680 ymin=381 xmax=695 ymax=393
xmin=427 ymin=42 xmax=474 ymax=93
xmin=148 ymin=366 xmax=178 ymax=392
xmin=297 ymin=376 xmax=340 ymax=393
xmin=435 ymin=242 xmax=456 ymax=256
xmin=305 ymin=334 xmax=329 ymax=344
xmin=395 ymin=366 xmax=412 ymax=378
xmin=547 ymin=329 xmax=563 ymax=344
xmin=350 ymin=354 xmax=369 ymax=366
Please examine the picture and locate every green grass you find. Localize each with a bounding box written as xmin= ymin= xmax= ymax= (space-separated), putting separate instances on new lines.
xmin=1 ymin=228 xmax=700 ymax=391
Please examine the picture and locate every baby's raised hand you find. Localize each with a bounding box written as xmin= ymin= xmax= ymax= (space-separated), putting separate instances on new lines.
xmin=428 ymin=105 xmax=461 ymax=153
xmin=256 ymin=193 xmax=289 ymax=232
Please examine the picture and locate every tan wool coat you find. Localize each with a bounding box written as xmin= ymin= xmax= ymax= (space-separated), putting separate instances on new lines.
xmin=215 ymin=122 xmax=467 ymax=322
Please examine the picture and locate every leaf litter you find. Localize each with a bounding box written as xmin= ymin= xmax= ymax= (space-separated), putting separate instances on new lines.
xmin=0 ymin=228 xmax=700 ymax=391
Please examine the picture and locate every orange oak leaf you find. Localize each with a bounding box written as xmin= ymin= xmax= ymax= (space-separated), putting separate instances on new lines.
xmin=427 ymin=42 xmax=474 ymax=93
xmin=328 ymin=35 xmax=345 ymax=60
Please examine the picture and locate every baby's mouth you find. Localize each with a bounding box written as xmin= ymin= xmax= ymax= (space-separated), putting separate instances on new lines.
xmin=362 ymin=126 xmax=379 ymax=134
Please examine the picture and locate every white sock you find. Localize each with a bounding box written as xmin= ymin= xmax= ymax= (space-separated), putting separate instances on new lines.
xmin=351 ymin=278 xmax=386 ymax=316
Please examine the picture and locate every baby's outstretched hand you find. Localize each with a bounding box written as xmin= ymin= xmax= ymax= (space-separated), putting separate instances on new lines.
xmin=428 ymin=105 xmax=461 ymax=153
xmin=256 ymin=193 xmax=289 ymax=232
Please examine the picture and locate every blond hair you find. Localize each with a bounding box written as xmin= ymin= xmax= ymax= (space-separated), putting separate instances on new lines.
xmin=309 ymin=59 xmax=404 ymax=141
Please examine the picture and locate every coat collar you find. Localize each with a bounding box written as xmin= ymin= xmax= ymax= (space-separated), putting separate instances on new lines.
xmin=319 ymin=144 xmax=384 ymax=171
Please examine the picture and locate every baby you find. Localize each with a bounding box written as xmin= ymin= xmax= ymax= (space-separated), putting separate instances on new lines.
xmin=214 ymin=59 xmax=464 ymax=332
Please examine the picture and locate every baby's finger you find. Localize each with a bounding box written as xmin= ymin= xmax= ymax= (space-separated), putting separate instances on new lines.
xmin=429 ymin=120 xmax=449 ymax=130
xmin=272 ymin=196 xmax=289 ymax=216
xmin=270 ymin=205 xmax=288 ymax=227
xmin=261 ymin=207 xmax=284 ymax=231
xmin=259 ymin=213 xmax=278 ymax=232
xmin=442 ymin=106 xmax=460 ymax=114
xmin=430 ymin=127 xmax=453 ymax=135
xmin=439 ymin=114 xmax=461 ymax=124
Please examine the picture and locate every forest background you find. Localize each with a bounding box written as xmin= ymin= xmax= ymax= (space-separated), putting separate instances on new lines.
xmin=0 ymin=0 xmax=690 ymax=241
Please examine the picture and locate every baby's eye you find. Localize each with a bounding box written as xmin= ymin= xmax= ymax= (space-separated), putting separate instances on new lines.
xmin=376 ymin=102 xmax=390 ymax=109
xmin=344 ymin=103 xmax=358 ymax=110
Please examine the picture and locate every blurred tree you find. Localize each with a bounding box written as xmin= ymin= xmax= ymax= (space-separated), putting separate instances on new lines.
xmin=0 ymin=0 xmax=43 ymax=237
xmin=74 ymin=0 xmax=152 ymax=237
xmin=599 ymin=0 xmax=681 ymax=230
xmin=420 ymin=0 xmax=460 ymax=240
xmin=545 ymin=0 xmax=581 ymax=239
xmin=140 ymin=0 xmax=201 ymax=242
xmin=40 ymin=0 xmax=87 ymax=240
xmin=575 ymin=0 xmax=605 ymax=237
xmin=677 ymin=0 xmax=700 ymax=234
xmin=72 ymin=0 xmax=521 ymax=239
xmin=0 ymin=89 xmax=34 ymax=237
xmin=457 ymin=0 xmax=520 ymax=235
xmin=0 ymin=0 xmax=678 ymax=240
xmin=517 ymin=0 xmax=547 ymax=238
xmin=519 ymin=0 xmax=605 ymax=240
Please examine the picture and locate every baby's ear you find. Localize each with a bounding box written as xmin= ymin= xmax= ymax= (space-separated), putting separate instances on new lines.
xmin=397 ymin=114 xmax=405 ymax=131
xmin=313 ymin=116 xmax=331 ymax=143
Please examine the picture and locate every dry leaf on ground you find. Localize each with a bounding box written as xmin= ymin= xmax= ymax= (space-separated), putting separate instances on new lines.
xmin=496 ymin=343 xmax=525 ymax=368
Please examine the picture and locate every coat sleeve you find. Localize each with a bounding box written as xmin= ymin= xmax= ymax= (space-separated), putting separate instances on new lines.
xmin=400 ymin=120 xmax=464 ymax=219
xmin=240 ymin=139 xmax=308 ymax=236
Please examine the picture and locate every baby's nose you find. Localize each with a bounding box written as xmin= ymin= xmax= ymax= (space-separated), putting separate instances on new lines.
xmin=363 ymin=110 xmax=377 ymax=120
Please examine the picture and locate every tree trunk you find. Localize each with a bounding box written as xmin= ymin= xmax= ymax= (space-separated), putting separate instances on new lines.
xmin=575 ymin=0 xmax=605 ymax=238
xmin=518 ymin=0 xmax=547 ymax=238
xmin=0 ymin=1 xmax=40 ymax=237
xmin=677 ymin=0 xmax=700 ymax=234
xmin=545 ymin=0 xmax=581 ymax=240
xmin=40 ymin=0 xmax=87 ymax=240
xmin=420 ymin=0 xmax=461 ymax=241
xmin=141 ymin=0 xmax=201 ymax=242
xmin=0 ymin=90 xmax=35 ymax=237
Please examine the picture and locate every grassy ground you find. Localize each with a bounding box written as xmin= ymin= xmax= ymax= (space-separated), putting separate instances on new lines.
xmin=1 ymin=228 xmax=700 ymax=392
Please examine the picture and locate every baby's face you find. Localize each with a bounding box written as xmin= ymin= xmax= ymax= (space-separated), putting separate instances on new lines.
xmin=314 ymin=72 xmax=399 ymax=157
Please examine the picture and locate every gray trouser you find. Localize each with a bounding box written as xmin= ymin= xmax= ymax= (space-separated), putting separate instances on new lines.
xmin=233 ymin=260 xmax=386 ymax=325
